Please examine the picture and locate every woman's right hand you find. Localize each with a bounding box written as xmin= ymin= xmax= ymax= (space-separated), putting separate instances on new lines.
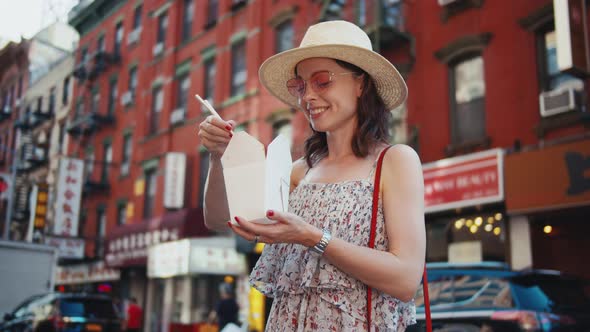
xmin=198 ymin=115 xmax=235 ymax=158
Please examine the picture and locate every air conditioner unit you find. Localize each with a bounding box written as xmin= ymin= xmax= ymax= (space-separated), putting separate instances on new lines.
xmin=539 ymin=86 xmax=582 ymax=117
xmin=152 ymin=42 xmax=164 ymax=57
xmin=438 ymin=0 xmax=459 ymax=6
xmin=127 ymin=28 xmax=141 ymax=45
xmin=170 ymin=108 xmax=185 ymax=125
xmin=120 ymin=91 xmax=133 ymax=106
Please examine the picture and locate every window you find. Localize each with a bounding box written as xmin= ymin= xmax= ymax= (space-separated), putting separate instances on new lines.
xmin=382 ymin=0 xmax=402 ymax=29
xmin=275 ymin=20 xmax=293 ymax=53
xmin=230 ymin=40 xmax=247 ymax=96
xmin=62 ymin=77 xmax=70 ymax=105
xmin=206 ymin=0 xmax=218 ymax=28
xmin=91 ymin=89 xmax=100 ymax=114
xmin=117 ymin=202 xmax=127 ymax=225
xmin=101 ymin=142 xmax=112 ymax=183
xmin=96 ymin=209 xmax=106 ymax=257
xmin=203 ymin=58 xmax=216 ymax=104
xmin=357 ymin=0 xmax=366 ymax=26
xmin=133 ymin=5 xmax=142 ymax=30
xmin=75 ymin=98 xmax=84 ymax=118
xmin=143 ymin=168 xmax=157 ymax=218
xmin=107 ymin=79 xmax=117 ymax=115
xmin=176 ymin=74 xmax=190 ymax=111
xmin=182 ymin=0 xmax=194 ymax=42
xmin=81 ymin=47 xmax=89 ymax=63
xmin=120 ymin=134 xmax=132 ymax=176
xmin=58 ymin=123 xmax=66 ymax=154
xmin=450 ymin=55 xmax=486 ymax=145
xmin=97 ymin=35 xmax=105 ymax=52
xmin=49 ymin=87 xmax=56 ymax=114
xmin=150 ymin=87 xmax=163 ymax=134
xmin=85 ymin=150 xmax=95 ymax=183
xmin=128 ymin=67 xmax=137 ymax=100
xmin=36 ymin=97 xmax=42 ymax=113
xmin=114 ymin=22 xmax=124 ymax=55
xmin=157 ymin=13 xmax=168 ymax=44
xmin=198 ymin=150 xmax=209 ymax=208
xmin=538 ymin=29 xmax=583 ymax=91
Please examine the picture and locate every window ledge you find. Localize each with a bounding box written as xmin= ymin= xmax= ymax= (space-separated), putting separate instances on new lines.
xmin=221 ymin=88 xmax=259 ymax=108
xmin=535 ymin=111 xmax=590 ymax=138
xmin=441 ymin=0 xmax=484 ymax=23
xmin=445 ymin=136 xmax=491 ymax=157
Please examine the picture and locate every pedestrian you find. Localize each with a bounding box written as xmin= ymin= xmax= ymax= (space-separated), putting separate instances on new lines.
xmin=125 ymin=297 xmax=143 ymax=332
xmin=199 ymin=20 xmax=425 ymax=331
xmin=208 ymin=283 xmax=240 ymax=332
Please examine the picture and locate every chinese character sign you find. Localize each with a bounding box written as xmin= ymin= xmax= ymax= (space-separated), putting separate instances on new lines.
xmin=54 ymin=158 xmax=84 ymax=236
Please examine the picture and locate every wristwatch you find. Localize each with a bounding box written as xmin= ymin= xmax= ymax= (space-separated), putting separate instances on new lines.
xmin=310 ymin=229 xmax=332 ymax=255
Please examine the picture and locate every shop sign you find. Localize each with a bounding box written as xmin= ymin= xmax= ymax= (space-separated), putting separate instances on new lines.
xmin=505 ymin=139 xmax=590 ymax=213
xmin=105 ymin=226 xmax=180 ymax=267
xmin=164 ymin=152 xmax=186 ymax=209
xmin=423 ymin=149 xmax=504 ymax=213
xmin=54 ymin=158 xmax=84 ymax=236
xmin=147 ymin=237 xmax=247 ymax=278
xmin=44 ymin=235 xmax=85 ymax=259
xmin=55 ymin=261 xmax=120 ymax=285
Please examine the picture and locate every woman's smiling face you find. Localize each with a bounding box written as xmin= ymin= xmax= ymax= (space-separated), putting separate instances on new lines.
xmin=294 ymin=58 xmax=363 ymax=133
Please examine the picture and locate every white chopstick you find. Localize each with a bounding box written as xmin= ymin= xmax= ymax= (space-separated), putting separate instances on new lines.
xmin=195 ymin=94 xmax=220 ymax=119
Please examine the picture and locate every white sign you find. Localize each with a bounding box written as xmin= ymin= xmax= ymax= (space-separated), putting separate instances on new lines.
xmin=448 ymin=241 xmax=482 ymax=264
xmin=54 ymin=158 xmax=84 ymax=236
xmin=164 ymin=152 xmax=186 ymax=209
xmin=44 ymin=236 xmax=85 ymax=259
xmin=105 ymin=227 xmax=180 ymax=267
xmin=147 ymin=237 xmax=247 ymax=278
xmin=148 ymin=239 xmax=190 ymax=278
xmin=55 ymin=261 xmax=120 ymax=285
xmin=222 ymin=132 xmax=292 ymax=224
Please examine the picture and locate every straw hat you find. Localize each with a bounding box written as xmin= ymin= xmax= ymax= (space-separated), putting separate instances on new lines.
xmin=259 ymin=20 xmax=407 ymax=111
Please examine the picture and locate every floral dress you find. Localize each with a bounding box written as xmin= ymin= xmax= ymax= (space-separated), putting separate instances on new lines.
xmin=249 ymin=164 xmax=416 ymax=332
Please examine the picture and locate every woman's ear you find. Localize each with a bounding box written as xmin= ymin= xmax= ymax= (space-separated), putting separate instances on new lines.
xmin=355 ymin=74 xmax=366 ymax=98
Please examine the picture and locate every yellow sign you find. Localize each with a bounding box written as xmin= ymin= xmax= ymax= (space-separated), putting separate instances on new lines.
xmin=126 ymin=203 xmax=134 ymax=218
xmin=134 ymin=179 xmax=145 ymax=196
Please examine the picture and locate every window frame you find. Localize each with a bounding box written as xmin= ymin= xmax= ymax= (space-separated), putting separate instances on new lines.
xmin=182 ymin=0 xmax=194 ymax=42
xmin=230 ymin=39 xmax=247 ymax=96
xmin=143 ymin=168 xmax=157 ymax=219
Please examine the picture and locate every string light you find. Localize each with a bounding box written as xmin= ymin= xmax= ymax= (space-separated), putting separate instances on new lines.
xmin=475 ymin=217 xmax=483 ymax=226
xmin=543 ymin=225 xmax=552 ymax=234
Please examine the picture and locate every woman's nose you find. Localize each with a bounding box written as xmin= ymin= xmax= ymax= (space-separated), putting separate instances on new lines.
xmin=301 ymin=82 xmax=318 ymax=104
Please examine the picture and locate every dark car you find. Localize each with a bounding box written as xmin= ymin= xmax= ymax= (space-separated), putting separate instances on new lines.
xmin=0 ymin=293 xmax=123 ymax=332
xmin=408 ymin=262 xmax=590 ymax=332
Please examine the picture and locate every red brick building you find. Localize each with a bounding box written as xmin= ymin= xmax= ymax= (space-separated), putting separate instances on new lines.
xmin=404 ymin=0 xmax=590 ymax=278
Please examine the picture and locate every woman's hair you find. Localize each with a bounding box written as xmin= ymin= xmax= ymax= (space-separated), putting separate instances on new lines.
xmin=301 ymin=60 xmax=393 ymax=167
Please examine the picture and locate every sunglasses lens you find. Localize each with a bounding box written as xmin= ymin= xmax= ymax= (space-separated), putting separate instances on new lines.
xmin=286 ymin=78 xmax=305 ymax=97
xmin=310 ymin=71 xmax=332 ymax=93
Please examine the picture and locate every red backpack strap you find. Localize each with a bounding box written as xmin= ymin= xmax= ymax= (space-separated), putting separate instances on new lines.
xmin=366 ymin=145 xmax=391 ymax=330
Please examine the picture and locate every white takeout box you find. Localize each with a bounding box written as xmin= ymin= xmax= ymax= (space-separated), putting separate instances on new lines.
xmin=221 ymin=132 xmax=292 ymax=224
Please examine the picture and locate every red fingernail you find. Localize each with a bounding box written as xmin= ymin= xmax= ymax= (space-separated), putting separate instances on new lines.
xmin=267 ymin=210 xmax=274 ymax=217
xmin=229 ymin=133 xmax=233 ymax=138
xmin=227 ymin=222 xmax=232 ymax=228
xmin=234 ymin=217 xmax=240 ymax=224
xmin=226 ymin=125 xmax=232 ymax=131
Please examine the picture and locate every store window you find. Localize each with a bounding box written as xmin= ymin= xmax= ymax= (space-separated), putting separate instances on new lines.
xmin=426 ymin=211 xmax=507 ymax=263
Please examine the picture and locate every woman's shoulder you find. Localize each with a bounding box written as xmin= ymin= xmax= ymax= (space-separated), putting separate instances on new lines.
xmin=382 ymin=144 xmax=422 ymax=178
xmin=290 ymin=158 xmax=309 ymax=189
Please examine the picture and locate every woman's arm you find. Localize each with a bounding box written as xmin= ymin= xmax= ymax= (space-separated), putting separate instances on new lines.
xmin=231 ymin=144 xmax=426 ymax=301
xmin=320 ymin=144 xmax=426 ymax=301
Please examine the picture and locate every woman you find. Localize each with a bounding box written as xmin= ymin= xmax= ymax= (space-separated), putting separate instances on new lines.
xmin=198 ymin=20 xmax=425 ymax=331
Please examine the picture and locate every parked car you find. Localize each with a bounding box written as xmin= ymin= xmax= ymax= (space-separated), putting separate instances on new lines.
xmin=408 ymin=262 xmax=590 ymax=332
xmin=0 ymin=293 xmax=123 ymax=332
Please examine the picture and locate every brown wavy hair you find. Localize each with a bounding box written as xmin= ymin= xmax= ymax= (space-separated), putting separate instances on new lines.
xmin=301 ymin=60 xmax=392 ymax=168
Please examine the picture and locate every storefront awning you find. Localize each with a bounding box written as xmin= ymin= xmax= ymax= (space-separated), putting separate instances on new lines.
xmin=105 ymin=208 xmax=209 ymax=268
xmin=505 ymin=138 xmax=590 ymax=214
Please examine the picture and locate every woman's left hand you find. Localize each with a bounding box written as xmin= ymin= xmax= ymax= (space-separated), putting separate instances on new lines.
xmin=229 ymin=210 xmax=321 ymax=246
